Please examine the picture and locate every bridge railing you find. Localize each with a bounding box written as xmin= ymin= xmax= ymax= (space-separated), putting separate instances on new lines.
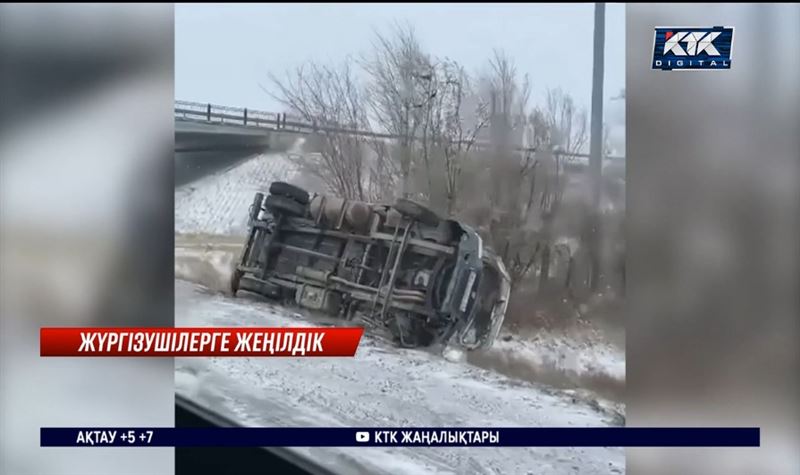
xmin=175 ymin=100 xmax=284 ymax=128
xmin=174 ymin=100 xmax=625 ymax=162
xmin=174 ymin=100 xmax=399 ymax=139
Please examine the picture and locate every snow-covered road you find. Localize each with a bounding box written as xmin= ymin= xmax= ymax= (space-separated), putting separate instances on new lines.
xmin=175 ymin=280 xmax=624 ymax=475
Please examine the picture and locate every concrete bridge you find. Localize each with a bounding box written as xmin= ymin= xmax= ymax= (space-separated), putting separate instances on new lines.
xmin=174 ymin=99 xmax=404 ymax=156
xmin=175 ymin=119 xmax=273 ymax=154
xmin=174 ymin=101 xmax=303 ymax=185
xmin=175 ymin=101 xmax=291 ymax=155
xmin=174 ymin=100 xmax=624 ymax=160
xmin=173 ymin=100 xmax=624 ymax=185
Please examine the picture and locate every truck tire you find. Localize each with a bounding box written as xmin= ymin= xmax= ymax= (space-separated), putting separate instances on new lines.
xmin=264 ymin=194 xmax=306 ymax=218
xmin=269 ymin=181 xmax=310 ymax=205
xmin=394 ymin=199 xmax=439 ymax=226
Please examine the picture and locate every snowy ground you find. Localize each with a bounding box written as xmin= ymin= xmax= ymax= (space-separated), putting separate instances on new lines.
xmin=175 ymin=280 xmax=624 ymax=475
xmin=174 ymin=150 xmax=625 ymax=400
xmin=174 ymin=152 xmax=626 ymax=473
xmin=175 ymin=150 xmax=299 ymax=236
xmin=490 ymin=332 xmax=625 ymax=383
xmin=472 ymin=330 xmax=626 ymax=408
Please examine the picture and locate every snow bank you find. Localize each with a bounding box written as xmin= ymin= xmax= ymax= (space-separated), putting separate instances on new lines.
xmin=175 ymin=150 xmax=298 ymax=237
xmin=468 ymin=328 xmax=626 ymax=408
xmin=174 ymin=245 xmax=239 ymax=296
xmin=491 ymin=331 xmax=625 ymax=382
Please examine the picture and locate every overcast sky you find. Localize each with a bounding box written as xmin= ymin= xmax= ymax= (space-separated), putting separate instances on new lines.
xmin=175 ymin=3 xmax=625 ymax=133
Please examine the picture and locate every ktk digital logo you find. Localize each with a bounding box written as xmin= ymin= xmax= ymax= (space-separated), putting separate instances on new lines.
xmin=652 ymin=26 xmax=734 ymax=71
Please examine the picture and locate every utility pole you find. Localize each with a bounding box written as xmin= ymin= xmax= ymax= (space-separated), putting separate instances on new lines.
xmin=588 ymin=2 xmax=605 ymax=291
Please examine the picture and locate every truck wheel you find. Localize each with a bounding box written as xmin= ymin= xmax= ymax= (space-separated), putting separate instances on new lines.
xmin=269 ymin=181 xmax=310 ymax=205
xmin=394 ymin=199 xmax=439 ymax=226
xmin=264 ymin=194 xmax=306 ymax=218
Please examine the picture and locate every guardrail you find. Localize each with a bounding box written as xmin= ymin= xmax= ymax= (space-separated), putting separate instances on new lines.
xmin=175 ymin=100 xmax=283 ymax=128
xmin=175 ymin=100 xmax=624 ymax=162
xmin=175 ymin=100 xmax=400 ymax=140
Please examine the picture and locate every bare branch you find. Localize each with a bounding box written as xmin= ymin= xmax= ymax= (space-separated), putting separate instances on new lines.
xmin=266 ymin=60 xmax=372 ymax=200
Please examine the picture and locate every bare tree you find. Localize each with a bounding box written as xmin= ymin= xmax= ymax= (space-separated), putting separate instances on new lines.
xmin=542 ymin=87 xmax=588 ymax=157
xmin=438 ymin=61 xmax=491 ymax=215
xmin=476 ymin=49 xmax=531 ymax=220
xmin=360 ymin=26 xmax=491 ymax=210
xmin=405 ymin=58 xmax=491 ymax=213
xmin=461 ymin=50 xmax=539 ymax=286
xmin=530 ymin=88 xmax=589 ymax=291
xmin=361 ymin=23 xmax=432 ymax=198
xmin=486 ymin=49 xmax=530 ymax=121
xmin=265 ymin=60 xmax=371 ymax=200
xmin=539 ymin=89 xmax=588 ymax=211
xmin=259 ymin=26 xmax=624 ymax=332
xmin=364 ymin=137 xmax=400 ymax=202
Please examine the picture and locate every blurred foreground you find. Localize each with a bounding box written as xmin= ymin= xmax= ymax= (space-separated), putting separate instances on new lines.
xmin=627 ymin=4 xmax=799 ymax=474
xmin=0 ymin=5 xmax=175 ymax=474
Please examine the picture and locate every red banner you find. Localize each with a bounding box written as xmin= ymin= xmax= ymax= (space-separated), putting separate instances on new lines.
xmin=40 ymin=327 xmax=364 ymax=357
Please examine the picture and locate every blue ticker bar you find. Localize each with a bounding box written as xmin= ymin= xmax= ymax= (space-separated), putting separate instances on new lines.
xmin=41 ymin=427 xmax=760 ymax=447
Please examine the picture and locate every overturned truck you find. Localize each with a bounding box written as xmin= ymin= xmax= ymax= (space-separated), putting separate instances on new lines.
xmin=231 ymin=182 xmax=511 ymax=350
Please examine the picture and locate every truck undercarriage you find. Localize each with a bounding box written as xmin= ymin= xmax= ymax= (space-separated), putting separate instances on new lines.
xmin=231 ymin=182 xmax=510 ymax=350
